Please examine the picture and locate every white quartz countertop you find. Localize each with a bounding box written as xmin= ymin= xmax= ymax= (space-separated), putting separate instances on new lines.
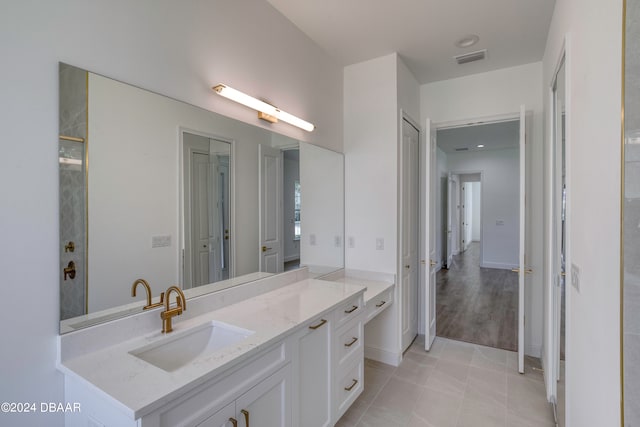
xmin=326 ymin=276 xmax=394 ymax=304
xmin=58 ymin=279 xmax=365 ymax=419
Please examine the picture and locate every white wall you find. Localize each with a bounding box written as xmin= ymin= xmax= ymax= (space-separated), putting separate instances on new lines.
xmin=448 ymin=152 xmax=519 ymax=268
xmin=541 ymin=0 xmax=623 ymax=423
xmin=299 ymin=142 xmax=344 ymax=269
xmin=0 ymin=1 xmax=343 ymax=425
xmin=421 ymin=62 xmax=544 ymax=357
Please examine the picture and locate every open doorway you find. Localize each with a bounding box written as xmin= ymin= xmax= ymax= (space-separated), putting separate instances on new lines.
xmin=433 ymin=120 xmax=521 ymax=351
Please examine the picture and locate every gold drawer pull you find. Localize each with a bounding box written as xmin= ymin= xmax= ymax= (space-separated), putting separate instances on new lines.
xmin=241 ymin=409 xmax=249 ymax=427
xmin=229 ymin=418 xmax=238 ymax=427
xmin=375 ymin=300 xmax=386 ymax=308
xmin=345 ymin=337 xmax=358 ymax=347
xmin=344 ymin=305 xmax=358 ymax=314
xmin=309 ymin=319 xmax=327 ymax=330
xmin=344 ymin=379 xmax=358 ymax=391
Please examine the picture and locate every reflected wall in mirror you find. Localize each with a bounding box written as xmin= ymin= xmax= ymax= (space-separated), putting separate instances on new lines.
xmin=58 ymin=63 xmax=344 ymax=333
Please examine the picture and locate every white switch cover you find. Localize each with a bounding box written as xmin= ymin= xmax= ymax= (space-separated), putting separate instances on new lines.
xmin=309 ymin=234 xmax=316 ymax=246
xmin=571 ymin=263 xmax=580 ymax=292
xmin=152 ymin=235 xmax=171 ymax=248
xmin=334 ymin=236 xmax=342 ymax=247
xmin=496 ymin=220 xmax=505 ymax=226
xmin=348 ymin=236 xmax=355 ymax=248
xmin=376 ymin=238 xmax=384 ymax=250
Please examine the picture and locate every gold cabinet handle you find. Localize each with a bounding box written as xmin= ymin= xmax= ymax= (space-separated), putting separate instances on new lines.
xmin=309 ymin=319 xmax=327 ymax=330
xmin=241 ymin=409 xmax=249 ymax=427
xmin=261 ymin=245 xmax=272 ymax=252
xmin=344 ymin=379 xmax=358 ymax=391
xmin=63 ymin=261 xmax=76 ymax=280
xmin=344 ymin=305 xmax=358 ymax=314
xmin=345 ymin=337 xmax=358 ymax=347
xmin=229 ymin=418 xmax=238 ymax=427
xmin=375 ymin=300 xmax=386 ymax=308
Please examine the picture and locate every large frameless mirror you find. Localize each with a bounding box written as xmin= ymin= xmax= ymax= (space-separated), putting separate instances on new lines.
xmin=58 ymin=63 xmax=344 ymax=333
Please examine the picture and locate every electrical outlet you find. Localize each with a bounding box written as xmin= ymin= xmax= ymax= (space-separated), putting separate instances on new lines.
xmin=571 ymin=263 xmax=580 ymax=292
xmin=496 ymin=220 xmax=505 ymax=226
xmin=348 ymin=236 xmax=355 ymax=248
xmin=376 ymin=238 xmax=384 ymax=250
xmin=309 ymin=234 xmax=316 ymax=246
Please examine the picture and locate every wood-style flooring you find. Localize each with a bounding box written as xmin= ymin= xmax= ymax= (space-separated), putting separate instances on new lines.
xmin=436 ymin=242 xmax=518 ymax=351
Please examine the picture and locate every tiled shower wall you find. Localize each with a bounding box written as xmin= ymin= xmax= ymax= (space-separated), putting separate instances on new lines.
xmin=624 ymin=0 xmax=640 ymax=424
xmin=59 ymin=64 xmax=86 ymax=320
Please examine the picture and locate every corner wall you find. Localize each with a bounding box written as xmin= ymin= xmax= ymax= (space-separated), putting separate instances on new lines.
xmin=541 ymin=0 xmax=623 ymax=424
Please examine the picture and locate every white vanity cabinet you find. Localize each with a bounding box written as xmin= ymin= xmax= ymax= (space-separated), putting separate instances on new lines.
xmin=198 ymin=367 xmax=291 ymax=427
xmin=332 ymin=295 xmax=365 ymax=423
xmin=293 ymin=315 xmax=332 ymax=427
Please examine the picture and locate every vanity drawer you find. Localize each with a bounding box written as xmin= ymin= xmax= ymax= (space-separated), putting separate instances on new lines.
xmin=335 ymin=295 xmax=364 ymax=329
xmin=335 ymin=319 xmax=363 ymax=368
xmin=334 ymin=359 xmax=364 ymax=421
xmin=365 ymin=288 xmax=393 ymax=323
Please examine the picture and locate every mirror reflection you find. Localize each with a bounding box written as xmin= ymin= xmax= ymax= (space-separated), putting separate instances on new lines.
xmin=59 ymin=63 xmax=344 ymax=333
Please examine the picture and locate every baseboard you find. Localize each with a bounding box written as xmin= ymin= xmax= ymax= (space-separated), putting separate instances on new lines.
xmin=364 ymin=346 xmax=402 ymax=367
xmin=525 ymin=344 xmax=542 ymax=358
xmin=480 ymin=261 xmax=518 ymax=270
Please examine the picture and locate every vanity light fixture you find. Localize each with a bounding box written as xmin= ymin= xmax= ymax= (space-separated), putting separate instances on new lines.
xmin=212 ymin=84 xmax=315 ymax=132
xmin=477 ymin=144 xmax=485 ymax=148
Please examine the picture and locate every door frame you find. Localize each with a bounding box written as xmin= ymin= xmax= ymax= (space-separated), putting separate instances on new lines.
xmin=445 ymin=171 xmax=484 ymax=266
xmin=545 ymin=35 xmax=572 ymax=413
xmin=398 ymin=109 xmax=421 ymax=353
xmin=179 ymin=127 xmax=236 ymax=288
xmin=422 ymin=112 xmax=525 ymax=365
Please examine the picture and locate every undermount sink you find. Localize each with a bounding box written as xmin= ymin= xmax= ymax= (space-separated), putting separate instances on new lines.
xmin=130 ymin=321 xmax=254 ymax=372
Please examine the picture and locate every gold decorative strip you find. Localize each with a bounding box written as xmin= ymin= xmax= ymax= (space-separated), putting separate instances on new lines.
xmin=59 ymin=135 xmax=85 ymax=143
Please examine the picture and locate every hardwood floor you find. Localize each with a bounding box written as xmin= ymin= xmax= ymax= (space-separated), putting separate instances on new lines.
xmin=436 ymin=242 xmax=518 ymax=351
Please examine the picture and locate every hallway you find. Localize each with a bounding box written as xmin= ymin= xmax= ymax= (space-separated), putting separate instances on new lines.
xmin=436 ymin=242 xmax=519 ymax=351
xmin=336 ymin=336 xmax=555 ymax=426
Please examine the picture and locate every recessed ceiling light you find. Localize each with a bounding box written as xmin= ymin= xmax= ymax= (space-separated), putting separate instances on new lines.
xmin=477 ymin=144 xmax=485 ymax=148
xmin=455 ymin=35 xmax=480 ymax=48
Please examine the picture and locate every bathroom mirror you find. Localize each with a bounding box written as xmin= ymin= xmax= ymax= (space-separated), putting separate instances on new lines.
xmin=59 ymin=63 xmax=344 ymax=333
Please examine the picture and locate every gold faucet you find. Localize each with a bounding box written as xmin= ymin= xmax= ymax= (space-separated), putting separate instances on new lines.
xmin=131 ymin=279 xmax=165 ymax=310
xmin=161 ymin=286 xmax=186 ymax=333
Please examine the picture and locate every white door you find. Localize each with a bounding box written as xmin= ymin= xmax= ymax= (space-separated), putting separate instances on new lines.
xmin=192 ymin=152 xmax=211 ymax=287
xmin=517 ymin=104 xmax=528 ymax=374
xmin=446 ymin=174 xmax=456 ymax=267
xmin=422 ymin=118 xmax=437 ymax=350
xmin=235 ymin=367 xmax=291 ymax=427
xmin=259 ymin=145 xmax=284 ymax=274
xmin=401 ymin=119 xmax=420 ymax=352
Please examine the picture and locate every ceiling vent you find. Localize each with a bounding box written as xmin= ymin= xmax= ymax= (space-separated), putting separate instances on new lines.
xmin=454 ymin=49 xmax=487 ymax=65
xmin=455 ymin=147 xmax=469 ymax=151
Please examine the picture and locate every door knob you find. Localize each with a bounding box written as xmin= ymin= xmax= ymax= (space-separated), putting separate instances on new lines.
xmin=511 ymin=268 xmax=533 ymax=274
xmin=261 ymin=246 xmax=272 ymax=252
xmin=405 ymin=264 xmax=410 ymax=269
xmin=430 ymin=260 xmax=437 ymax=266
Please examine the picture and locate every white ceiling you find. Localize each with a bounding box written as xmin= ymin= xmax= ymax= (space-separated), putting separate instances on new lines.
xmin=437 ymin=120 xmax=519 ymax=154
xmin=266 ymin=0 xmax=555 ymax=84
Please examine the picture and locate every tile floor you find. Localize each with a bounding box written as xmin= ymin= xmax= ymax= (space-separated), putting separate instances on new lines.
xmin=336 ymin=336 xmax=556 ymax=427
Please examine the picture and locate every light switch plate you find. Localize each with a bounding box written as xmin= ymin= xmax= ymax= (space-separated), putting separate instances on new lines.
xmin=348 ymin=236 xmax=355 ymax=248
xmin=309 ymin=234 xmax=316 ymax=246
xmin=376 ymin=238 xmax=384 ymax=250
xmin=334 ymin=236 xmax=342 ymax=247
xmin=152 ymin=235 xmax=171 ymax=248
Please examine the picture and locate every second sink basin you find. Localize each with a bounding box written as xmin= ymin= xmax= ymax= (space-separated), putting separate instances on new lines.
xmin=130 ymin=320 xmax=254 ymax=372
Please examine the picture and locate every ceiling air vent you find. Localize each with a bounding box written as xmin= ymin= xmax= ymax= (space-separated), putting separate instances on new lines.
xmin=454 ymin=49 xmax=487 ymax=65
xmin=455 ymin=147 xmax=469 ymax=152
